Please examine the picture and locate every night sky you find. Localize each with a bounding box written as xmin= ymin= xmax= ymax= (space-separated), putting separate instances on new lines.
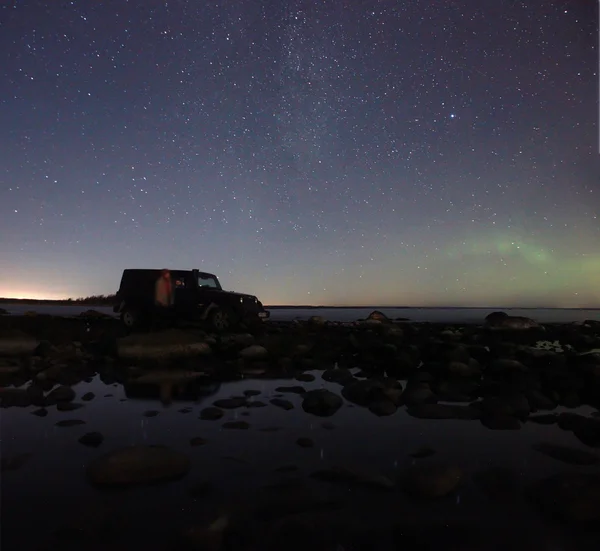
xmin=1 ymin=0 xmax=598 ymax=307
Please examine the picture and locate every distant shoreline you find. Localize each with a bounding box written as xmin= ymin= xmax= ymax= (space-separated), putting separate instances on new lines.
xmin=0 ymin=298 xmax=598 ymax=310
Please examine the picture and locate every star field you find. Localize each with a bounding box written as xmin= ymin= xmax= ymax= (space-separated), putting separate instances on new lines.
xmin=0 ymin=0 xmax=598 ymax=306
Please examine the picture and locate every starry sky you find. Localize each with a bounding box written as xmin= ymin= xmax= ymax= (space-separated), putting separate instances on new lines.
xmin=0 ymin=0 xmax=598 ymax=307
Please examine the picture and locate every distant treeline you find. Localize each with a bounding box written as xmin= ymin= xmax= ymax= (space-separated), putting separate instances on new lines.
xmin=0 ymin=294 xmax=117 ymax=306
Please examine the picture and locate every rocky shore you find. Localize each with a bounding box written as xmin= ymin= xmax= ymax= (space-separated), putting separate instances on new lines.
xmin=2 ymin=309 xmax=600 ymax=549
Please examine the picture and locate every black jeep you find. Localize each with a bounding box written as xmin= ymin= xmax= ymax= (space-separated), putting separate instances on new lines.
xmin=113 ymin=269 xmax=269 ymax=331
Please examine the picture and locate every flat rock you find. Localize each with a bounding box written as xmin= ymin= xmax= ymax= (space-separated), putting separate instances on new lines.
xmin=86 ymin=445 xmax=190 ymax=487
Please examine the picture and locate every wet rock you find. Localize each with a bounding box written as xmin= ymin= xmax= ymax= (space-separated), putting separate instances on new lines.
xmin=528 ymin=413 xmax=558 ymax=425
xmin=528 ymin=472 xmax=600 ymax=523
xmin=200 ymin=407 xmax=225 ymax=420
xmin=1 ymin=453 xmax=31 ymax=472
xmin=222 ymin=420 xmax=250 ymax=429
xmin=533 ymin=442 xmax=600 ymax=465
xmin=446 ymin=360 xmax=481 ymax=378
xmin=409 ymin=445 xmax=435 ymax=458
xmin=366 ymin=310 xmax=391 ymax=322
xmin=341 ymin=378 xmax=403 ymax=408
xmin=188 ymin=480 xmax=213 ymax=497
xmin=407 ymin=403 xmax=480 ymax=420
xmin=369 ymin=399 xmax=397 ymax=416
xmin=296 ymin=437 xmax=314 ymax=448
xmin=190 ymin=437 xmax=207 ymax=446
xmin=557 ymin=413 xmax=600 ymax=447
xmin=81 ymin=392 xmax=95 ymax=401
xmin=526 ymin=389 xmax=557 ymax=410
xmin=213 ymin=397 xmax=248 ymax=409
xmin=393 ymin=521 xmax=483 ymax=550
xmin=31 ymin=407 xmax=48 ymax=417
xmin=322 ymin=368 xmax=354 ymax=385
xmin=56 ymin=401 xmax=84 ymax=411
xmin=301 ymin=389 xmax=343 ymax=417
xmin=246 ymin=400 xmax=267 ymax=408
xmin=87 ymin=445 xmax=191 ymax=487
xmin=179 ymin=407 xmax=192 ymax=414
xmin=0 ymin=388 xmax=32 ymax=408
xmin=239 ymin=344 xmax=268 ymax=360
xmin=401 ymin=382 xmax=437 ymax=405
xmin=78 ymin=432 xmax=104 ymax=448
xmin=308 ymin=315 xmax=326 ymax=326
xmin=479 ymin=394 xmax=530 ymax=419
xmin=311 ymin=465 xmax=394 ymax=489
xmin=143 ymin=410 xmax=160 ymax=417
xmin=181 ymin=515 xmax=228 ymax=551
xmin=295 ymin=373 xmax=315 ymax=382
xmin=243 ymin=389 xmax=261 ymax=397
xmin=270 ymin=398 xmax=294 ymax=410
xmin=275 ymin=385 xmax=306 ymax=394
xmin=55 ymin=419 xmax=86 ymax=427
xmin=481 ymin=415 xmax=521 ymax=430
xmin=402 ymin=465 xmax=463 ymax=498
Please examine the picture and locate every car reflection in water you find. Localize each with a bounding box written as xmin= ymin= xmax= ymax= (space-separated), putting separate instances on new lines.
xmin=124 ymin=377 xmax=222 ymax=407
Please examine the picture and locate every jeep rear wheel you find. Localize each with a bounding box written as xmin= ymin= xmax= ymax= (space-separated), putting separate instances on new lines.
xmin=121 ymin=309 xmax=139 ymax=329
xmin=208 ymin=307 xmax=231 ymax=332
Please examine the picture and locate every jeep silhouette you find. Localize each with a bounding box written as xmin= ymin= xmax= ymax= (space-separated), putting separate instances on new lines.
xmin=113 ymin=269 xmax=269 ymax=331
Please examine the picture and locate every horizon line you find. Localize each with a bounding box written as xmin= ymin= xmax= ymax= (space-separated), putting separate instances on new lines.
xmin=0 ymin=297 xmax=599 ymax=310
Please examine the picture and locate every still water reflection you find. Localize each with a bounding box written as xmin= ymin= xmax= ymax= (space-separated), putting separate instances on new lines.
xmin=2 ymin=371 xmax=599 ymax=550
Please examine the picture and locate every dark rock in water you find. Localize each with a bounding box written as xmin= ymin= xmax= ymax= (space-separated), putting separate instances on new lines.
xmin=341 ymin=378 xmax=403 ymax=409
xmin=274 ymin=385 xmax=306 ymax=394
xmin=0 ymin=388 xmax=32 ymax=408
xmin=81 ymin=392 xmax=95 ymax=401
xmin=301 ymin=389 xmax=343 ymax=417
xmin=200 ymin=407 xmax=225 ymax=420
xmin=407 ymin=403 xmax=480 ymax=420
xmin=528 ymin=472 xmax=600 ymax=523
xmin=213 ymin=397 xmax=248 ymax=409
xmin=78 ymin=432 xmax=104 ymax=448
xmin=222 ymin=420 xmax=250 ymax=429
xmin=311 ymin=465 xmax=394 ymax=489
xmin=55 ymin=419 xmax=86 ymax=427
xmin=86 ymin=445 xmax=190 ymax=487
xmin=528 ymin=413 xmax=558 ymax=425
xmin=557 ymin=412 xmax=600 ymax=447
xmin=270 ymin=398 xmax=294 ymax=410
xmin=143 ymin=410 xmax=160 ymax=417
xmin=295 ymin=372 xmax=315 ymax=382
xmin=243 ymin=389 xmax=261 ymax=397
xmin=409 ymin=445 xmax=435 ymax=458
xmin=401 ymin=464 xmax=463 ymax=498
xmin=1 ymin=453 xmax=31 ymax=472
xmin=31 ymin=407 xmax=48 ymax=417
xmin=485 ymin=314 xmax=543 ymax=330
xmin=533 ymin=442 xmax=600 ymax=465
xmin=246 ymin=400 xmax=267 ymax=408
xmin=56 ymin=401 xmax=84 ymax=411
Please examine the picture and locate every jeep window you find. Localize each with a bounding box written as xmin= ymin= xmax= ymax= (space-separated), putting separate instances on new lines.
xmin=198 ymin=275 xmax=219 ymax=288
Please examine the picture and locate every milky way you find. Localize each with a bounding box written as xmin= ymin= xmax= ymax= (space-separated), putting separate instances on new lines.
xmin=0 ymin=0 xmax=598 ymax=306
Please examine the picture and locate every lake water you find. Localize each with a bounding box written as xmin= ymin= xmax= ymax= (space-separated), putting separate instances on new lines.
xmin=2 ymin=302 xmax=600 ymax=324
xmin=3 ymin=303 xmax=600 ymax=549
xmin=3 ymin=369 xmax=600 ymax=550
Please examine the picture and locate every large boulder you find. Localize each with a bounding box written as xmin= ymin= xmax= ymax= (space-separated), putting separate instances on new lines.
xmin=0 ymin=330 xmax=39 ymax=356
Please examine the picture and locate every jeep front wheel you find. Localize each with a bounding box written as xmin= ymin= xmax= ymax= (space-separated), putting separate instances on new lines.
xmin=207 ymin=307 xmax=231 ymax=332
